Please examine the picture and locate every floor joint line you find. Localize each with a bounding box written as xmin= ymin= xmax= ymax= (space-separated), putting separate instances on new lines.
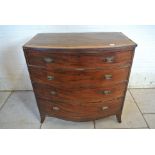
xmin=0 ymin=91 xmax=13 ymax=112
xmin=128 ymin=89 xmax=150 ymax=129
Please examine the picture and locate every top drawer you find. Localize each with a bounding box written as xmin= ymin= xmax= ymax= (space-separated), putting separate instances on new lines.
xmin=24 ymin=49 xmax=133 ymax=69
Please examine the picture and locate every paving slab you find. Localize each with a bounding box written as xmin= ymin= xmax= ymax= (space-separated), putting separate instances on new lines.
xmin=0 ymin=91 xmax=11 ymax=109
xmin=0 ymin=91 xmax=40 ymax=129
xmin=0 ymin=122 xmax=40 ymax=129
xmin=41 ymin=117 xmax=94 ymax=129
xmin=143 ymin=114 xmax=155 ymax=129
xmin=130 ymin=89 xmax=155 ymax=113
xmin=95 ymin=91 xmax=148 ymax=129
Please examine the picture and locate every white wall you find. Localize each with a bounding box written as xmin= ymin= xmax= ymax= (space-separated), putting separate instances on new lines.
xmin=0 ymin=25 xmax=155 ymax=90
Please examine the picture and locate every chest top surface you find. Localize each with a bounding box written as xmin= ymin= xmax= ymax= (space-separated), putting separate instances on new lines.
xmin=23 ymin=32 xmax=137 ymax=50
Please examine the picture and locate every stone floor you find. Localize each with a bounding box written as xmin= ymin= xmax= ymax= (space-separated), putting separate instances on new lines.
xmin=0 ymin=89 xmax=154 ymax=129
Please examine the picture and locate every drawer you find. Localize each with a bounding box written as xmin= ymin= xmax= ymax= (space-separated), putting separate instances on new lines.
xmin=25 ymin=50 xmax=133 ymax=69
xmin=29 ymin=66 xmax=130 ymax=88
xmin=37 ymin=98 xmax=123 ymax=121
xmin=33 ymin=82 xmax=126 ymax=103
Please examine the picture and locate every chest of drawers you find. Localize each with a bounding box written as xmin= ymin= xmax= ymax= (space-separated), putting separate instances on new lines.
xmin=23 ymin=32 xmax=137 ymax=123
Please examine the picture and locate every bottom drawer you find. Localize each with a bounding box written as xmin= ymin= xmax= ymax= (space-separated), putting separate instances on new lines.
xmin=37 ymin=97 xmax=123 ymax=121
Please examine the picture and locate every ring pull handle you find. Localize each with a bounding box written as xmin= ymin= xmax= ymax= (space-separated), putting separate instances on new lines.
xmin=50 ymin=91 xmax=56 ymax=95
xmin=43 ymin=57 xmax=53 ymax=63
xmin=104 ymin=56 xmax=114 ymax=63
xmin=47 ymin=75 xmax=54 ymax=80
xmin=104 ymin=74 xmax=112 ymax=80
xmin=103 ymin=90 xmax=111 ymax=95
xmin=52 ymin=106 xmax=60 ymax=111
xmin=102 ymin=106 xmax=109 ymax=111
xmin=99 ymin=90 xmax=112 ymax=95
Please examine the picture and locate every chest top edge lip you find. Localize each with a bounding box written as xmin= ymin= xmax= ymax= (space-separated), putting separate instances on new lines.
xmin=23 ymin=45 xmax=137 ymax=52
xmin=23 ymin=32 xmax=137 ymax=50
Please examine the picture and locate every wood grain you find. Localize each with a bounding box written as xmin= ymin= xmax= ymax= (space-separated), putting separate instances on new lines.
xmin=33 ymin=82 xmax=126 ymax=103
xmin=29 ymin=65 xmax=130 ymax=88
xmin=23 ymin=32 xmax=137 ymax=123
xmin=37 ymin=97 xmax=123 ymax=122
xmin=23 ymin=32 xmax=137 ymax=49
xmin=25 ymin=50 xmax=133 ymax=69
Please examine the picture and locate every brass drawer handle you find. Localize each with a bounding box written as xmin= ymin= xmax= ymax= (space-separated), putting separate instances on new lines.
xmin=104 ymin=74 xmax=112 ymax=80
xmin=43 ymin=57 xmax=53 ymax=63
xmin=104 ymin=56 xmax=114 ymax=63
xmin=50 ymin=91 xmax=56 ymax=95
xmin=52 ymin=106 xmax=60 ymax=111
xmin=47 ymin=76 xmax=54 ymax=80
xmin=102 ymin=106 xmax=109 ymax=110
xmin=100 ymin=90 xmax=112 ymax=95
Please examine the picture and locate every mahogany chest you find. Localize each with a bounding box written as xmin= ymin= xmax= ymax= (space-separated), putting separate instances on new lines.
xmin=23 ymin=32 xmax=137 ymax=123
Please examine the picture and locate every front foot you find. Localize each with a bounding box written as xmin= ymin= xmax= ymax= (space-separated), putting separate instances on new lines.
xmin=116 ymin=114 xmax=122 ymax=123
xmin=41 ymin=115 xmax=45 ymax=123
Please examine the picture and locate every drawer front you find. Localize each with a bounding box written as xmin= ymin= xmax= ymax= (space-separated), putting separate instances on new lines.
xmin=25 ymin=50 xmax=133 ymax=69
xmin=37 ymin=98 xmax=123 ymax=121
xmin=33 ymin=82 xmax=126 ymax=103
xmin=29 ymin=66 xmax=130 ymax=88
